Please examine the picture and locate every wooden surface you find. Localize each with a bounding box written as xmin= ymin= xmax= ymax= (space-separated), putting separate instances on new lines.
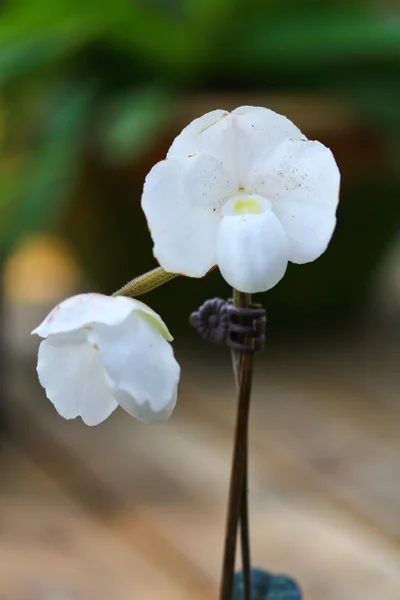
xmin=3 ymin=323 xmax=400 ymax=599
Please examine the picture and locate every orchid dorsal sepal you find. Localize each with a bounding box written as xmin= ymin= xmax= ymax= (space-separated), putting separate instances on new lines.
xmin=113 ymin=266 xmax=178 ymax=298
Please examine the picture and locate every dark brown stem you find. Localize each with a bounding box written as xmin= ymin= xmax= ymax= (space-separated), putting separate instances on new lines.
xmin=220 ymin=291 xmax=253 ymax=600
xmin=235 ymin=292 xmax=252 ymax=600
xmin=231 ymin=352 xmax=252 ymax=600
xmin=240 ymin=423 xmax=251 ymax=600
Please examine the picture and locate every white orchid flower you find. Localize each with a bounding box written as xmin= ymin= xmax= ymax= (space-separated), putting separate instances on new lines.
xmin=32 ymin=294 xmax=180 ymax=425
xmin=141 ymin=106 xmax=340 ymax=293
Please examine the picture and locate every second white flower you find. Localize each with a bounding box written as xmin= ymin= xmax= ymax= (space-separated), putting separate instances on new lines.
xmin=32 ymin=294 xmax=180 ymax=425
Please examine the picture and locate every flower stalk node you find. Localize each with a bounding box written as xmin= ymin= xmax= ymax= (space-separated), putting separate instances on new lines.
xmin=189 ymin=298 xmax=266 ymax=353
xmin=189 ymin=298 xmax=229 ymax=344
xmin=226 ymin=301 xmax=266 ymax=354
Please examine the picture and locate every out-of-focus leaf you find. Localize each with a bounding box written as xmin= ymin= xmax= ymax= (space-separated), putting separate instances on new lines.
xmin=136 ymin=0 xmax=184 ymax=17
xmin=178 ymin=0 xmax=240 ymax=70
xmin=181 ymin=0 xmax=237 ymax=23
xmin=0 ymin=33 xmax=87 ymax=85
xmin=0 ymin=0 xmax=205 ymax=77
xmin=0 ymin=1 xmax=115 ymax=84
xmin=0 ymin=0 xmax=124 ymax=39
xmin=99 ymin=86 xmax=177 ymax=165
xmin=236 ymin=10 xmax=400 ymax=70
xmin=0 ymin=80 xmax=96 ymax=253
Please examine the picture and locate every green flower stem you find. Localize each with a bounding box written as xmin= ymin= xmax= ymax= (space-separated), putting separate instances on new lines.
xmin=113 ymin=266 xmax=178 ymax=297
xmin=221 ymin=290 xmax=253 ymax=600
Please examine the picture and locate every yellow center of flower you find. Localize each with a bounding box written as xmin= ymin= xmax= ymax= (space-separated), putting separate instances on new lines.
xmin=232 ymin=198 xmax=262 ymax=215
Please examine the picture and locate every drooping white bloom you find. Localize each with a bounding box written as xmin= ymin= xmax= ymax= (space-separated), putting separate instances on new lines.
xmin=32 ymin=294 xmax=180 ymax=425
xmin=141 ymin=106 xmax=340 ymax=293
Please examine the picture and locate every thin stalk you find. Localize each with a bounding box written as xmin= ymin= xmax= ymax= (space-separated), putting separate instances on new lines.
xmin=220 ymin=291 xmax=253 ymax=600
xmin=113 ymin=267 xmax=178 ymax=298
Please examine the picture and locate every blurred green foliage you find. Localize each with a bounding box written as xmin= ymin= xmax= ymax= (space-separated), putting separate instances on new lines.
xmin=1 ymin=0 xmax=400 ymax=327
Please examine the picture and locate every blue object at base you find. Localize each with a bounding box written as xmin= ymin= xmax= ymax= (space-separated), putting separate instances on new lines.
xmin=233 ymin=568 xmax=302 ymax=600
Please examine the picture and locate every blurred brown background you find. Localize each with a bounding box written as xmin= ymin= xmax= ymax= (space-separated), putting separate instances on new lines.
xmin=1 ymin=0 xmax=400 ymax=598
